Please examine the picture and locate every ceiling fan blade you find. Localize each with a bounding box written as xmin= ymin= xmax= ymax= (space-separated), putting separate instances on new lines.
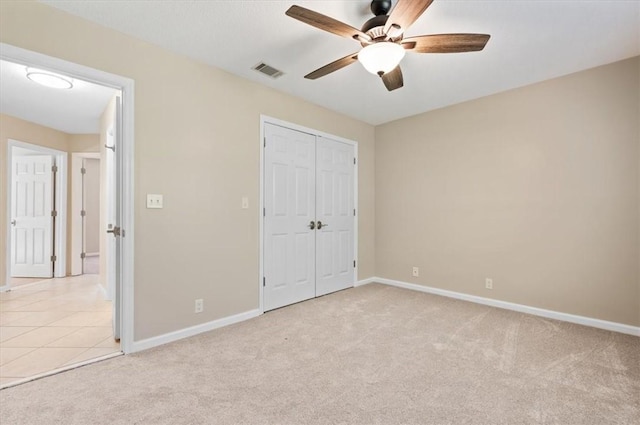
xmin=304 ymin=53 xmax=359 ymax=80
xmin=381 ymin=66 xmax=404 ymax=91
xmin=403 ymin=34 xmax=491 ymax=53
xmin=384 ymin=0 xmax=434 ymax=37
xmin=286 ymin=5 xmax=371 ymax=43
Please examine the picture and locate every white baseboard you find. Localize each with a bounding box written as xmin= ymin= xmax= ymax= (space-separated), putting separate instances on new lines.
xmin=355 ymin=277 xmax=376 ymax=287
xmin=96 ymin=282 xmax=108 ymax=299
xmin=360 ymin=277 xmax=640 ymax=337
xmin=130 ymin=309 xmax=262 ymax=353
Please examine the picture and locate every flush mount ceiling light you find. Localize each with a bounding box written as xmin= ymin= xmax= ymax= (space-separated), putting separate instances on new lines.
xmin=357 ymin=42 xmax=405 ymax=76
xmin=26 ymin=67 xmax=74 ymax=89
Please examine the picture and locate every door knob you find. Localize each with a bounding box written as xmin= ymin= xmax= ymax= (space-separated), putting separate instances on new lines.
xmin=308 ymin=221 xmax=316 ymax=230
xmin=11 ymin=219 xmax=16 ymax=226
xmin=317 ymin=221 xmax=329 ymax=230
xmin=107 ymin=226 xmax=121 ymax=237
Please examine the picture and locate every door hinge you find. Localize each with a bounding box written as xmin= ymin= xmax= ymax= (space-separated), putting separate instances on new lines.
xmin=354 ymin=157 xmax=356 ymax=165
xmin=80 ymin=252 xmax=86 ymax=259
xmin=80 ymin=210 xmax=86 ymax=217
xmin=52 ymin=165 xmax=58 ymax=173
xmin=263 ymin=277 xmax=266 ymax=287
xmin=51 ymin=255 xmax=57 ymax=262
xmin=353 ymin=260 xmax=356 ymax=268
xmin=264 ymin=137 xmax=266 ymax=148
xmin=51 ymin=210 xmax=58 ymax=217
xmin=122 ymin=229 xmax=126 ymax=237
xmin=263 ymin=207 xmax=266 ymax=217
xmin=81 ymin=167 xmax=86 ymax=175
xmin=354 ymin=208 xmax=356 ymax=216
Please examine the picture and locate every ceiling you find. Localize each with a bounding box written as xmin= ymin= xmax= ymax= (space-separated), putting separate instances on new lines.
xmin=0 ymin=59 xmax=117 ymax=134
xmin=39 ymin=0 xmax=640 ymax=126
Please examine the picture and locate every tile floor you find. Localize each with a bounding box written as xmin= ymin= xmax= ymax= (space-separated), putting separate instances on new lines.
xmin=9 ymin=277 xmax=49 ymax=288
xmin=0 ymin=274 xmax=120 ymax=387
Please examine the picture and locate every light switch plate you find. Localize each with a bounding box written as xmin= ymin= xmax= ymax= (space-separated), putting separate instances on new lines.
xmin=147 ymin=194 xmax=163 ymax=209
xmin=242 ymin=197 xmax=249 ymax=209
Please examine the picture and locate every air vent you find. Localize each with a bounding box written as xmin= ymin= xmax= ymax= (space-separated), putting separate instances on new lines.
xmin=253 ymin=62 xmax=284 ymax=79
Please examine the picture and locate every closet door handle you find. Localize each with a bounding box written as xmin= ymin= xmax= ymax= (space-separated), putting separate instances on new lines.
xmin=11 ymin=219 xmax=16 ymax=226
xmin=317 ymin=221 xmax=328 ymax=230
xmin=308 ymin=221 xmax=316 ymax=230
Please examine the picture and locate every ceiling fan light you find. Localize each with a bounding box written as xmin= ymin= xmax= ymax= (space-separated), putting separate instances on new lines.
xmin=26 ymin=67 xmax=74 ymax=89
xmin=358 ymin=42 xmax=405 ymax=75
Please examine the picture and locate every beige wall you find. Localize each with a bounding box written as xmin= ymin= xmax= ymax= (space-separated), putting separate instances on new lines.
xmin=376 ymin=57 xmax=640 ymax=327
xmin=0 ymin=1 xmax=376 ymax=340
xmin=68 ymin=134 xmax=101 ymax=153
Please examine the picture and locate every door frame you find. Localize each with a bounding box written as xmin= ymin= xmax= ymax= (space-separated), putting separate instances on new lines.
xmin=259 ymin=115 xmax=359 ymax=313
xmin=5 ymin=140 xmax=67 ymax=282
xmin=0 ymin=43 xmax=136 ymax=354
xmin=70 ymin=152 xmax=101 ymax=277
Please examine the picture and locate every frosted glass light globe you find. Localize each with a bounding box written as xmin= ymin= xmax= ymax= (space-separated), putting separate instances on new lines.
xmin=358 ymin=42 xmax=405 ymax=75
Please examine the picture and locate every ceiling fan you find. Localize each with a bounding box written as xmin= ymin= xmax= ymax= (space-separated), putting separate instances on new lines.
xmin=286 ymin=0 xmax=490 ymax=91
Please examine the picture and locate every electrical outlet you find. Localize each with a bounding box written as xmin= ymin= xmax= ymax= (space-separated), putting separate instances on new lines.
xmin=412 ymin=267 xmax=419 ymax=277
xmin=485 ymin=278 xmax=493 ymax=290
xmin=146 ymin=194 xmax=163 ymax=209
xmin=195 ymin=298 xmax=204 ymax=313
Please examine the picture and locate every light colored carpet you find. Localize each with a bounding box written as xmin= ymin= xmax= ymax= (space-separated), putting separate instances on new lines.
xmin=0 ymin=283 xmax=638 ymax=424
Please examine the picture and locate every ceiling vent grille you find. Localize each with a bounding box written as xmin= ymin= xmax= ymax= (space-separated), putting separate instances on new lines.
xmin=253 ymin=62 xmax=284 ymax=79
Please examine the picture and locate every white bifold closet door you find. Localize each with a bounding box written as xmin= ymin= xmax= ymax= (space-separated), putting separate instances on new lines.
xmin=264 ymin=123 xmax=355 ymax=312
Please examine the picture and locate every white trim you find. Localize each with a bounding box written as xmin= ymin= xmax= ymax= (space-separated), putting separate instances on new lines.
xmin=366 ymin=277 xmax=640 ymax=337
xmin=130 ymin=309 xmax=262 ymax=353
xmin=1 ymin=43 xmax=136 ymax=354
xmin=259 ymin=115 xmax=359 ymax=314
xmin=97 ymin=281 xmax=109 ymax=299
xmin=259 ymin=118 xmax=265 ymax=313
xmin=0 ymin=351 xmax=123 ymax=390
xmin=5 ymin=140 xmax=67 ymax=284
xmin=353 ymin=143 xmax=359 ymax=282
xmin=354 ymin=277 xmax=376 ymax=287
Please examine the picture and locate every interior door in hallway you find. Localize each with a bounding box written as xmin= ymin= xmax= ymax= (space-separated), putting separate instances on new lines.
xmin=10 ymin=155 xmax=54 ymax=278
xmin=263 ymin=123 xmax=316 ymax=311
xmin=315 ymin=137 xmax=355 ymax=296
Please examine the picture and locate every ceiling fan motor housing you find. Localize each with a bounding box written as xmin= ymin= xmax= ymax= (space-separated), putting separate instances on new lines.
xmin=370 ymin=0 xmax=392 ymax=16
xmin=361 ymin=15 xmax=389 ymax=40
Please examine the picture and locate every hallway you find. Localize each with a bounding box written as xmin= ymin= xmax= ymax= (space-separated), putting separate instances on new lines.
xmin=0 ymin=274 xmax=120 ymax=387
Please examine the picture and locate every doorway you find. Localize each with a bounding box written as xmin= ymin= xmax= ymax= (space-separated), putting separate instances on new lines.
xmin=70 ymin=153 xmax=101 ymax=278
xmin=0 ymin=43 xmax=134 ymax=353
xmin=7 ymin=140 xmax=67 ymax=285
xmin=261 ymin=118 xmax=358 ymax=312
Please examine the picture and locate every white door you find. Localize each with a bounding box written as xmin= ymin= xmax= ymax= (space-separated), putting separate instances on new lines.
xmin=10 ymin=155 xmax=54 ymax=278
xmin=315 ymin=137 xmax=355 ymax=296
xmin=264 ymin=123 xmax=316 ymax=311
xmin=81 ymin=158 xmax=87 ymax=273
xmin=106 ymin=96 xmax=122 ymax=340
